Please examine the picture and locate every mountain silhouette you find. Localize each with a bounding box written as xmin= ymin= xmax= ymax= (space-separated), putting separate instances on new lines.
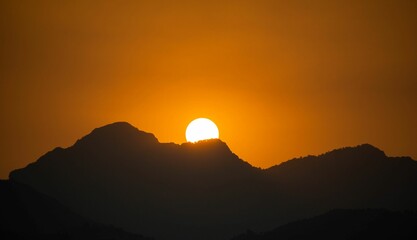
xmin=231 ymin=209 xmax=417 ymax=240
xmin=8 ymin=122 xmax=417 ymax=240
xmin=0 ymin=180 xmax=152 ymax=240
xmin=263 ymin=144 xmax=417 ymax=221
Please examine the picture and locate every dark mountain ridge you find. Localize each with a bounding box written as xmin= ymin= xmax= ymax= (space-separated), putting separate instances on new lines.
xmin=266 ymin=143 xmax=417 ymax=210
xmin=8 ymin=122 xmax=417 ymax=240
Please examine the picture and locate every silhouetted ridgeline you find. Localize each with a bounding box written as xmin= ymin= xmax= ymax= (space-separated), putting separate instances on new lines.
xmin=8 ymin=122 xmax=417 ymax=240
xmin=231 ymin=209 xmax=417 ymax=240
xmin=0 ymin=180 xmax=152 ymax=240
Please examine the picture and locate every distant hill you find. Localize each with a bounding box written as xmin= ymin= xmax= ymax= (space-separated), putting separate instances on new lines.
xmin=0 ymin=180 xmax=152 ymax=240
xmin=231 ymin=209 xmax=417 ymax=240
xmin=263 ymin=144 xmax=417 ymax=220
xmin=9 ymin=122 xmax=417 ymax=239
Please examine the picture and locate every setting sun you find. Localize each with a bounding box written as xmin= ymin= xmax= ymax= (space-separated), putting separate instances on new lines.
xmin=186 ymin=118 xmax=219 ymax=142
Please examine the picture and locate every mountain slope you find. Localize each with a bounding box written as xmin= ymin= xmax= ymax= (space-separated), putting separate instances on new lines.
xmin=9 ymin=122 xmax=417 ymax=240
xmin=0 ymin=180 xmax=152 ymax=240
xmin=231 ymin=209 xmax=417 ymax=240
xmin=0 ymin=180 xmax=89 ymax=236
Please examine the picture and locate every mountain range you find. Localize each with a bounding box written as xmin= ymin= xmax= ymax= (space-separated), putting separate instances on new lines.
xmin=5 ymin=122 xmax=417 ymax=239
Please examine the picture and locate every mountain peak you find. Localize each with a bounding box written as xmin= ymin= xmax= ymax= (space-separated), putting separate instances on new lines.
xmin=73 ymin=122 xmax=159 ymax=149
xmin=180 ymin=139 xmax=249 ymax=167
xmin=181 ymin=138 xmax=230 ymax=152
xmin=268 ymin=143 xmax=389 ymax=172
xmin=87 ymin=122 xmax=152 ymax=138
xmin=320 ymin=143 xmax=386 ymax=160
xmin=97 ymin=121 xmax=136 ymax=129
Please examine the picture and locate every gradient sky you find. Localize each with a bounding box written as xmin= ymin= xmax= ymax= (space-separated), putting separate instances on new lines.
xmin=1 ymin=0 xmax=417 ymax=179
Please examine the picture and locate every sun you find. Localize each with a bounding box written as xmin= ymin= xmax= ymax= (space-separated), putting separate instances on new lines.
xmin=186 ymin=118 xmax=219 ymax=142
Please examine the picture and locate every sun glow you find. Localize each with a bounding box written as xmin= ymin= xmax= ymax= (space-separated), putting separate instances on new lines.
xmin=185 ymin=118 xmax=219 ymax=142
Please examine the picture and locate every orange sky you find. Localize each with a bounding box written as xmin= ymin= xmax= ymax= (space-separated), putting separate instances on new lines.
xmin=1 ymin=0 xmax=417 ymax=179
